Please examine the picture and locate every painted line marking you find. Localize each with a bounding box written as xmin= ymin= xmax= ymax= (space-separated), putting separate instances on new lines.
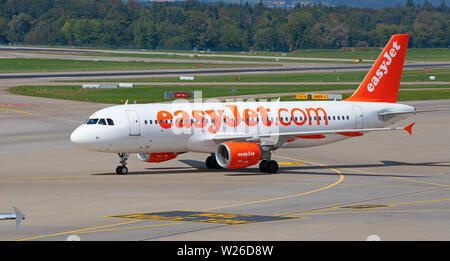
xmin=16 ymin=220 xmax=140 ymax=241
xmin=0 ymin=133 xmax=69 ymax=142
xmin=0 ymin=104 xmax=36 ymax=107
xmin=0 ymin=107 xmax=82 ymax=123
xmin=109 ymin=211 xmax=302 ymax=225
xmin=338 ymin=204 xmax=390 ymax=209
xmin=302 ymin=209 xmax=450 ymax=216
xmin=278 ymin=162 xmax=308 ymax=166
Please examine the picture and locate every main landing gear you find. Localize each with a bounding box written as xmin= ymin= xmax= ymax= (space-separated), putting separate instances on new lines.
xmin=259 ymin=160 xmax=279 ymax=174
xmin=205 ymin=155 xmax=222 ymax=169
xmin=116 ymin=153 xmax=128 ymax=175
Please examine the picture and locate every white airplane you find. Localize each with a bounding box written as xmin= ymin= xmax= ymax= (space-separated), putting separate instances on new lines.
xmin=0 ymin=207 xmax=26 ymax=229
xmin=70 ymin=34 xmax=445 ymax=174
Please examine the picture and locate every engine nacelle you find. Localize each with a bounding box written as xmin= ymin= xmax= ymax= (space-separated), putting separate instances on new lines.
xmin=215 ymin=142 xmax=261 ymax=169
xmin=137 ymin=152 xmax=178 ymax=163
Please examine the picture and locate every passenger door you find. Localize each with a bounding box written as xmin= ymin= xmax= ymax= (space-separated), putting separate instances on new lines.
xmin=352 ymin=105 xmax=365 ymax=129
xmin=125 ymin=110 xmax=141 ymax=136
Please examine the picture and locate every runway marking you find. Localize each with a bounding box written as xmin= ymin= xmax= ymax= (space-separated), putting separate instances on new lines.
xmin=0 ymin=133 xmax=69 ymax=142
xmin=109 ymin=211 xmax=302 ymax=225
xmin=278 ymin=162 xmax=308 ymax=166
xmin=389 ymin=176 xmax=450 ymax=188
xmin=73 ymin=222 xmax=184 ymax=235
xmin=341 ymin=166 xmax=449 ymax=187
xmin=0 ymin=107 xmax=82 ymax=123
xmin=288 ymin=198 xmax=450 ymax=217
xmin=302 ymin=209 xmax=450 ymax=215
xmin=204 ymin=155 xmax=344 ymax=211
xmin=338 ymin=204 xmax=390 ymax=209
xmin=16 ymin=220 xmax=140 ymax=241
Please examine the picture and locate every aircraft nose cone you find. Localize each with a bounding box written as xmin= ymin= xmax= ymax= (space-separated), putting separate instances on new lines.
xmin=70 ymin=126 xmax=84 ymax=145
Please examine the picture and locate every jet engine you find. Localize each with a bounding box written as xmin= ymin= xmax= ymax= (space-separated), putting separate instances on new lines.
xmin=137 ymin=152 xmax=178 ymax=163
xmin=215 ymin=142 xmax=262 ymax=169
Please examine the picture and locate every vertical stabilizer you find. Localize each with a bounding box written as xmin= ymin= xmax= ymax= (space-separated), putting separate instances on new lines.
xmin=345 ymin=34 xmax=409 ymax=103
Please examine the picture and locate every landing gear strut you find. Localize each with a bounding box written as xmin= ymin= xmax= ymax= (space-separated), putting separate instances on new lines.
xmin=205 ymin=155 xmax=222 ymax=169
xmin=259 ymin=160 xmax=279 ymax=174
xmin=116 ymin=153 xmax=129 ymax=175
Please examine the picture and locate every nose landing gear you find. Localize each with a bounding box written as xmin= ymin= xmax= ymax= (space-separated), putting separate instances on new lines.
xmin=116 ymin=153 xmax=129 ymax=175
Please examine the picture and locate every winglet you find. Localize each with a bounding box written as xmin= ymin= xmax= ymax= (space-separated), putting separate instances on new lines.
xmin=124 ymin=99 xmax=128 ymax=105
xmin=404 ymin=122 xmax=415 ymax=135
xmin=13 ymin=207 xmax=25 ymax=229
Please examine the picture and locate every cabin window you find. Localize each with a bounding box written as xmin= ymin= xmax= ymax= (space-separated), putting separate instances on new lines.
xmin=107 ymin=119 xmax=114 ymax=126
xmin=144 ymin=120 xmax=148 ymax=125
xmin=98 ymin=119 xmax=107 ymax=125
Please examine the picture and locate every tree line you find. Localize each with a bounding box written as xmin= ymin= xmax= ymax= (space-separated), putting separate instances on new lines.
xmin=0 ymin=0 xmax=448 ymax=51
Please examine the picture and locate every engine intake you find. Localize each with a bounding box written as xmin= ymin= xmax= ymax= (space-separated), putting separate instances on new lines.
xmin=215 ymin=142 xmax=262 ymax=169
xmin=137 ymin=152 xmax=178 ymax=163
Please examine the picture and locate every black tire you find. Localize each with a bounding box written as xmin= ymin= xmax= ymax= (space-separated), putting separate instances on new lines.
xmin=206 ymin=156 xmax=216 ymax=169
xmin=206 ymin=155 xmax=222 ymax=169
xmin=259 ymin=160 xmax=268 ymax=173
xmin=116 ymin=166 xmax=122 ymax=174
xmin=121 ymin=166 xmax=128 ymax=175
xmin=266 ymin=160 xmax=279 ymax=174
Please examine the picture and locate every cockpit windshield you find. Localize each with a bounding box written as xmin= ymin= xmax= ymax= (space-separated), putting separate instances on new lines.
xmin=86 ymin=118 xmax=99 ymax=125
xmin=85 ymin=118 xmax=114 ymax=126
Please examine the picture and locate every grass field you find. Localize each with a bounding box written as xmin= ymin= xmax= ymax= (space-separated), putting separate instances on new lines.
xmin=10 ymin=46 xmax=448 ymax=63
xmin=0 ymin=58 xmax=268 ymax=73
xmin=10 ymin=84 xmax=450 ymax=104
xmin=64 ymin=69 xmax=450 ymax=83
xmin=244 ymin=48 xmax=450 ymax=62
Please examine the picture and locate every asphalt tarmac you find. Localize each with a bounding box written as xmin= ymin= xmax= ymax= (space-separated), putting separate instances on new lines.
xmin=0 ymin=78 xmax=449 ymax=241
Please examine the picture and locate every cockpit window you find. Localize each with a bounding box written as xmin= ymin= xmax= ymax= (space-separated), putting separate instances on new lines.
xmin=107 ymin=118 xmax=114 ymax=126
xmin=98 ymin=119 xmax=107 ymax=125
xmin=86 ymin=118 xmax=99 ymax=125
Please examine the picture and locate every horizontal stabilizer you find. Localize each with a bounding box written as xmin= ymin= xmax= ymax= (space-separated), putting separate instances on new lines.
xmin=404 ymin=122 xmax=415 ymax=135
xmin=379 ymin=108 xmax=450 ymax=116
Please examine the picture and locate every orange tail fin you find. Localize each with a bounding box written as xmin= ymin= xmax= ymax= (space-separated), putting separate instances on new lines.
xmin=345 ymin=34 xmax=409 ymax=103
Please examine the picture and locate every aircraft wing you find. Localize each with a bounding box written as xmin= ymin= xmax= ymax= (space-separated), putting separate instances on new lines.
xmin=213 ymin=123 xmax=415 ymax=144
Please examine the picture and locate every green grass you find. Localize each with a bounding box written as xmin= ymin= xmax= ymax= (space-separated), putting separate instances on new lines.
xmin=0 ymin=58 xmax=269 ymax=73
xmin=246 ymin=48 xmax=450 ymax=62
xmin=82 ymin=47 xmax=449 ymax=62
xmin=10 ymin=84 xmax=450 ymax=104
xmin=64 ymin=69 xmax=450 ymax=83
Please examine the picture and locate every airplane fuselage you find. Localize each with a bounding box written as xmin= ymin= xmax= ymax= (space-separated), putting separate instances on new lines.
xmin=71 ymin=100 xmax=415 ymax=154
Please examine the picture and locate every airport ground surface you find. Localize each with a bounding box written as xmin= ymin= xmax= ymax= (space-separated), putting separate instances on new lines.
xmin=1 ymin=77 xmax=450 ymax=241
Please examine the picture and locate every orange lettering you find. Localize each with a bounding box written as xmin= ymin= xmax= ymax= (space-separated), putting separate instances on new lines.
xmin=157 ymin=110 xmax=173 ymax=129
xmin=278 ymin=108 xmax=291 ymax=126
xmin=244 ymin=108 xmax=258 ymax=127
xmin=225 ymin=105 xmax=241 ymax=127
xmin=192 ymin=110 xmax=206 ymax=128
xmin=257 ymin=106 xmax=272 ymax=126
xmin=305 ymin=107 xmax=328 ymax=125
xmin=205 ymin=109 xmax=224 ymax=134
xmin=291 ymin=108 xmax=307 ymax=126
xmin=174 ymin=110 xmax=191 ymax=128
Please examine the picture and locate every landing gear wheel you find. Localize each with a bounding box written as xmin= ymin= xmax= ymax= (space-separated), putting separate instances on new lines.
xmin=265 ymin=160 xmax=279 ymax=174
xmin=206 ymin=155 xmax=222 ymax=169
xmin=116 ymin=166 xmax=128 ymax=175
xmin=259 ymin=160 xmax=268 ymax=173
xmin=116 ymin=153 xmax=129 ymax=175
